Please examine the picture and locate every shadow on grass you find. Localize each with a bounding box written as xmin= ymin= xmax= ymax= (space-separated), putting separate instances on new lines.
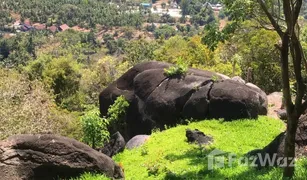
xmin=163 ymin=146 xmax=281 ymax=180
xmin=163 ymin=167 xmax=281 ymax=180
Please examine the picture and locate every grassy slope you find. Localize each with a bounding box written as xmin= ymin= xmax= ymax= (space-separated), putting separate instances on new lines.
xmin=79 ymin=116 xmax=307 ymax=180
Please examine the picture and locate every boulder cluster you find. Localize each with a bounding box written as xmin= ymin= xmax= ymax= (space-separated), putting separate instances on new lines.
xmin=100 ymin=61 xmax=268 ymax=139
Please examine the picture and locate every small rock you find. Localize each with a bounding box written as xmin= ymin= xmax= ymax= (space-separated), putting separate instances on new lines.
xmin=276 ymin=109 xmax=287 ymax=120
xmin=186 ymin=129 xmax=213 ymax=145
xmin=231 ymin=76 xmax=245 ymax=84
xmin=98 ymin=132 xmax=125 ymax=157
xmin=126 ymin=135 xmax=150 ymax=150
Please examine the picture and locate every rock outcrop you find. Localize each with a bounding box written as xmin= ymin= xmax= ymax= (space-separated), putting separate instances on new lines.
xmin=99 ymin=61 xmax=268 ymax=139
xmin=0 ymin=134 xmax=124 ymax=180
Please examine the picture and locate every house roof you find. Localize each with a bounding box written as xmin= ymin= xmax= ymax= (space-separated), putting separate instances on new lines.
xmin=13 ymin=21 xmax=21 ymax=26
xmin=49 ymin=25 xmax=57 ymax=33
xmin=24 ymin=19 xmax=31 ymax=26
xmin=33 ymin=23 xmax=46 ymax=30
xmin=59 ymin=24 xmax=70 ymax=31
xmin=71 ymin=26 xmax=90 ymax=33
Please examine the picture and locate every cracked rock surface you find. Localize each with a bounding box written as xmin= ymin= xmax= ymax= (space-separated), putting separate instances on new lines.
xmin=0 ymin=134 xmax=124 ymax=180
xmin=99 ymin=61 xmax=268 ymax=140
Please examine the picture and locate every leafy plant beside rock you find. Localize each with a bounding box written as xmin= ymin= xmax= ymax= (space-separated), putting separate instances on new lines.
xmin=81 ymin=108 xmax=109 ymax=149
xmin=107 ymin=95 xmax=130 ymax=126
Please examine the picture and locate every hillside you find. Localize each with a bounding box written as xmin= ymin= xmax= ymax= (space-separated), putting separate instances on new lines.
xmin=1 ymin=0 xmax=307 ymax=180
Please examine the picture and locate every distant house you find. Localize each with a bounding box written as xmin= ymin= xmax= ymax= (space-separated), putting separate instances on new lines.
xmin=13 ymin=21 xmax=22 ymax=29
xmin=59 ymin=24 xmax=70 ymax=32
xmin=211 ymin=3 xmax=223 ymax=11
xmin=24 ymin=19 xmax=31 ymax=26
xmin=170 ymin=1 xmax=178 ymax=8
xmin=140 ymin=3 xmax=152 ymax=8
xmin=72 ymin=26 xmax=90 ymax=33
xmin=49 ymin=25 xmax=58 ymax=33
xmin=33 ymin=23 xmax=46 ymax=30
xmin=19 ymin=19 xmax=33 ymax=32
xmin=20 ymin=24 xmax=33 ymax=32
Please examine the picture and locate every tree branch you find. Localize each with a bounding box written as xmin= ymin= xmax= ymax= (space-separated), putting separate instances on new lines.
xmin=256 ymin=0 xmax=284 ymax=37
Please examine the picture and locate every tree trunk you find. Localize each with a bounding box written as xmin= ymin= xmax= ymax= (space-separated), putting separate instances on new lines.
xmin=283 ymin=112 xmax=299 ymax=178
xmin=280 ymin=31 xmax=297 ymax=178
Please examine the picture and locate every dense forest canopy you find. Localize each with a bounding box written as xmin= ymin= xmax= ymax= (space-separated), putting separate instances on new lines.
xmin=0 ymin=0 xmax=144 ymax=27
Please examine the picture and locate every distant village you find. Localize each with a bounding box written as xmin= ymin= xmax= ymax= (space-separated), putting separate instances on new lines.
xmin=1 ymin=1 xmax=223 ymax=38
xmin=1 ymin=19 xmax=90 ymax=38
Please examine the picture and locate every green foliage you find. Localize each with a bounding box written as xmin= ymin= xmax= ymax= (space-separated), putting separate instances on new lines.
xmin=124 ymin=39 xmax=159 ymax=65
xmin=225 ymin=21 xmax=282 ymax=93
xmin=164 ymin=58 xmax=188 ymax=77
xmin=42 ymin=55 xmax=82 ymax=110
xmin=80 ymin=56 xmax=130 ymax=106
xmin=81 ymin=108 xmax=109 ymax=149
xmin=105 ymin=95 xmax=130 ymax=138
xmin=72 ymin=172 xmax=110 ymax=180
xmin=154 ymin=25 xmax=176 ymax=39
xmin=155 ymin=35 xmax=241 ymax=77
xmin=0 ymin=33 xmax=42 ymax=68
xmin=191 ymin=7 xmax=216 ymax=26
xmin=107 ymin=95 xmax=130 ymax=125
xmin=202 ymin=22 xmax=239 ymax=51
xmin=0 ymin=0 xmax=145 ymax=27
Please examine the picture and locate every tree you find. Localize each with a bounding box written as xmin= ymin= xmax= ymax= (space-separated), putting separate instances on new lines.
xmin=161 ymin=2 xmax=167 ymax=9
xmin=42 ymin=55 xmax=82 ymax=110
xmin=222 ymin=0 xmax=305 ymax=178
xmin=180 ymin=0 xmax=190 ymax=18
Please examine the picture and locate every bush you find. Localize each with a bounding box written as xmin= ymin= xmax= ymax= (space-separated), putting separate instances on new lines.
xmin=107 ymin=95 xmax=130 ymax=125
xmin=164 ymin=58 xmax=188 ymax=77
xmin=154 ymin=25 xmax=176 ymax=39
xmin=42 ymin=54 xmax=82 ymax=111
xmin=81 ymin=108 xmax=109 ymax=149
xmin=107 ymin=95 xmax=130 ymax=137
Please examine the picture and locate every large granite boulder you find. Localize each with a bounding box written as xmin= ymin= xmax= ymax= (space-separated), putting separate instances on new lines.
xmin=0 ymin=134 xmax=124 ymax=180
xmin=99 ymin=61 xmax=268 ymax=139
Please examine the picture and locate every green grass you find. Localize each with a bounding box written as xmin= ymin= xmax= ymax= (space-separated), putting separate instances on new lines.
xmin=71 ymin=173 xmax=109 ymax=180
xmin=77 ymin=116 xmax=307 ymax=180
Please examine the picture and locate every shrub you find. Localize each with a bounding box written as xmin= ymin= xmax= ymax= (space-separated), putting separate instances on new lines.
xmin=81 ymin=108 xmax=109 ymax=149
xmin=106 ymin=95 xmax=130 ymax=138
xmin=154 ymin=25 xmax=176 ymax=39
xmin=40 ymin=54 xmax=82 ymax=111
xmin=164 ymin=58 xmax=188 ymax=77
xmin=107 ymin=95 xmax=130 ymax=125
